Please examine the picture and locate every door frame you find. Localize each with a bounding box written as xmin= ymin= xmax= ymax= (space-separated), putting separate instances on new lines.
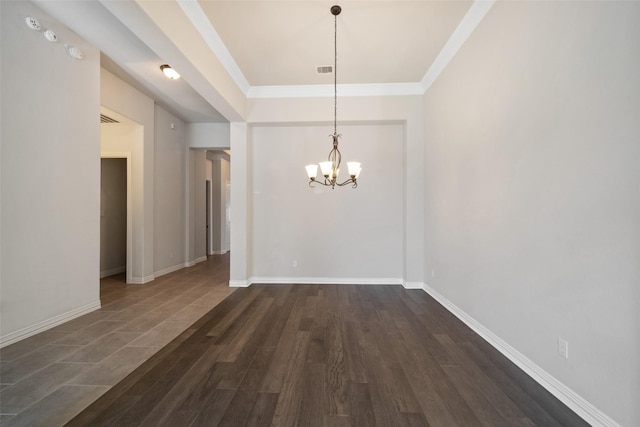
xmin=206 ymin=179 xmax=212 ymax=255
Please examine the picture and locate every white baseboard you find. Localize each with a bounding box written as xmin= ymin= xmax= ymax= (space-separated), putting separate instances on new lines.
xmin=248 ymin=276 xmax=404 ymax=286
xmin=129 ymin=274 xmax=155 ymax=284
xmin=0 ymin=300 xmax=102 ymax=348
xmin=420 ymin=282 xmax=618 ymax=427
xmin=99 ymin=266 xmax=125 ymax=279
xmin=402 ymin=281 xmax=424 ymax=289
xmin=183 ymin=256 xmax=208 ymax=269
xmin=229 ymin=279 xmax=250 ymax=287
xmin=230 ymin=277 xmax=403 ymax=288
xmin=154 ymin=263 xmax=187 ymax=279
xmin=210 ymin=250 xmax=228 ymax=255
xmin=152 ymin=257 xmax=211 ymax=281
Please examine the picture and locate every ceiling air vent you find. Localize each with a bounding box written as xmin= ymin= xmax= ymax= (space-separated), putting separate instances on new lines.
xmin=316 ymin=65 xmax=333 ymax=74
xmin=100 ymin=114 xmax=119 ymax=124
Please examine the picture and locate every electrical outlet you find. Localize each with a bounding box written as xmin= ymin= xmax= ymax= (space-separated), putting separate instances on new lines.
xmin=431 ymin=269 xmax=435 ymax=278
xmin=292 ymin=260 xmax=298 ymax=268
xmin=558 ymin=338 xmax=569 ymax=359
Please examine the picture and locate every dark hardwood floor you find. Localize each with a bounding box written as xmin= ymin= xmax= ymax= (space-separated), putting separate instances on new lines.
xmin=66 ymin=284 xmax=587 ymax=426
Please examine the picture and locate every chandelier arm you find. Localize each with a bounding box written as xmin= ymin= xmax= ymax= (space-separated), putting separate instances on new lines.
xmin=328 ymin=147 xmax=342 ymax=170
xmin=329 ymin=134 xmax=342 ymax=169
xmin=336 ymin=178 xmax=356 ymax=187
xmin=309 ymin=179 xmax=334 ymax=188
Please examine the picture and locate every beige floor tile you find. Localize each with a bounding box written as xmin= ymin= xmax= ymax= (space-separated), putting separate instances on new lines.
xmin=115 ymin=310 xmax=169 ymax=333
xmin=190 ymin=290 xmax=235 ymax=308
xmin=0 ymin=363 xmax=92 ymax=414
xmin=47 ymin=310 xmax=115 ymax=333
xmin=52 ymin=321 xmax=127 ymax=346
xmin=149 ymin=300 xmax=190 ymax=316
xmin=128 ymin=321 xmax=192 ymax=348
xmin=0 ymin=414 xmax=16 ymax=423
xmin=99 ymin=297 xmax=145 ymax=312
xmin=2 ymin=255 xmax=231 ymax=425
xmin=167 ymin=304 xmax=214 ymax=323
xmin=103 ymin=303 xmax=156 ymax=322
xmin=68 ymin=346 xmax=159 ymax=386
xmin=0 ymin=345 xmax=82 ymax=384
xmin=1 ymin=385 xmax=108 ymax=427
xmin=61 ymin=332 xmax=141 ymax=363
xmin=0 ymin=330 xmax=71 ymax=362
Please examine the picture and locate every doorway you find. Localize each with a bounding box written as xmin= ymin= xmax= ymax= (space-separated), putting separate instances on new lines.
xmin=100 ymin=107 xmax=142 ymax=284
xmin=206 ymin=152 xmax=231 ymax=254
xmin=100 ymin=158 xmax=127 ymax=279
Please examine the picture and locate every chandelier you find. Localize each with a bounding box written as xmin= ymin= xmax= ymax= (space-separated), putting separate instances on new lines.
xmin=306 ymin=5 xmax=361 ymax=189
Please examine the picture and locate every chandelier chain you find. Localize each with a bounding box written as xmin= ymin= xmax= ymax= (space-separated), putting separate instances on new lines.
xmin=334 ymin=12 xmax=337 ymax=135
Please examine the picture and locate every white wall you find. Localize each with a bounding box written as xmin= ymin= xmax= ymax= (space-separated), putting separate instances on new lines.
xmin=422 ymin=2 xmax=640 ymax=425
xmin=101 ymin=74 xmax=208 ymax=280
xmin=100 ymin=158 xmax=127 ymax=277
xmin=230 ymin=96 xmax=424 ymax=287
xmin=187 ymin=123 xmax=230 ymax=149
xmin=1 ymin=1 xmax=101 ymax=343
xmin=250 ymin=124 xmax=403 ymax=282
xmin=154 ymin=106 xmax=187 ymax=274
xmin=101 ymin=69 xmax=155 ymax=283
xmin=230 ymin=122 xmax=251 ymax=285
xmin=0 ymin=3 xmax=220 ymax=346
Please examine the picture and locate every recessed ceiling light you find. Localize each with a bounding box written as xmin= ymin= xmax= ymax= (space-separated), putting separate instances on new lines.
xmin=160 ymin=64 xmax=180 ymax=80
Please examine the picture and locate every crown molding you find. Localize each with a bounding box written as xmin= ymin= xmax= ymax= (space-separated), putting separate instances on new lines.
xmin=177 ymin=0 xmax=250 ymax=95
xmin=247 ymin=82 xmax=424 ymax=99
xmin=181 ymin=0 xmax=494 ymax=100
xmin=420 ymin=0 xmax=495 ymax=92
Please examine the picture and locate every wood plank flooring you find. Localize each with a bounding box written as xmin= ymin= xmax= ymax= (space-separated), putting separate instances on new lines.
xmin=66 ymin=284 xmax=588 ymax=426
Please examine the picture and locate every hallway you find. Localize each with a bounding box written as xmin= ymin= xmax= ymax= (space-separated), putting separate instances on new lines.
xmin=0 ymin=254 xmax=233 ymax=426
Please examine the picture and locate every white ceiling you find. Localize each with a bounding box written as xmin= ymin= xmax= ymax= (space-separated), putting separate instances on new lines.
xmin=202 ymin=1 xmax=472 ymax=86
xmin=33 ymin=0 xmax=481 ymax=123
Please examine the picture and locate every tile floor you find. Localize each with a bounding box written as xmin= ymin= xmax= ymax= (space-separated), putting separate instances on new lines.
xmin=0 ymin=254 xmax=234 ymax=427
